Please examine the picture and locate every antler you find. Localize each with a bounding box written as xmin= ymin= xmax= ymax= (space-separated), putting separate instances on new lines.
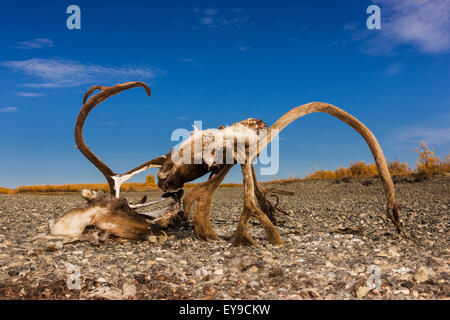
xmin=75 ymin=81 xmax=166 ymax=197
xmin=257 ymin=102 xmax=402 ymax=233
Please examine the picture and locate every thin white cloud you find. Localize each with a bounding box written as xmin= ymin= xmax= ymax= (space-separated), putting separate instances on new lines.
xmin=194 ymin=7 xmax=252 ymax=30
xmin=382 ymin=62 xmax=403 ymax=77
xmin=0 ymin=107 xmax=18 ymax=113
xmin=237 ymin=46 xmax=250 ymax=52
xmin=204 ymin=8 xmax=219 ymax=17
xmin=176 ymin=58 xmax=207 ymax=68
xmin=14 ymin=92 xmax=45 ymax=97
xmin=343 ymin=22 xmax=358 ymax=31
xmin=1 ymin=58 xmax=158 ymax=88
xmin=345 ymin=0 xmax=450 ymax=55
xmin=395 ymin=126 xmax=450 ymax=145
xmin=12 ymin=38 xmax=54 ymax=50
xmin=177 ymin=58 xmax=194 ymax=63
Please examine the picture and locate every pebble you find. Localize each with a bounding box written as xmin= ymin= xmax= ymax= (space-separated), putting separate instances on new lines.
xmin=0 ymin=178 xmax=447 ymax=300
xmin=388 ymin=247 xmax=401 ymax=258
xmin=354 ymin=285 xmax=370 ymax=299
xmin=394 ymin=289 xmax=410 ymax=295
xmin=414 ymin=266 xmax=434 ymax=283
xmin=122 ymin=283 xmax=137 ymax=299
xmin=213 ymin=269 xmax=224 ymax=276
xmin=194 ymin=267 xmax=211 ymax=281
xmin=248 ymin=266 xmax=259 ymax=273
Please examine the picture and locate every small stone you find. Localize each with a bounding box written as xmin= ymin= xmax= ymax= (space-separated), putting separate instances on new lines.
xmin=307 ymin=289 xmax=320 ymax=298
xmin=248 ymin=281 xmax=259 ymax=288
xmin=269 ymin=267 xmax=284 ymax=277
xmin=0 ymin=272 xmax=10 ymax=281
xmin=214 ymin=268 xmax=224 ymax=276
xmin=388 ymin=247 xmax=400 ymax=258
xmin=325 ymin=261 xmax=335 ymax=268
xmin=194 ymin=267 xmax=210 ymax=281
xmin=326 ymin=272 xmax=336 ymax=281
xmin=353 ymin=280 xmax=370 ymax=299
xmin=148 ymin=236 xmax=158 ymax=243
xmin=248 ymin=266 xmax=259 ymax=273
xmin=122 ymin=283 xmax=137 ymax=299
xmin=414 ymin=266 xmax=434 ymax=283
xmin=436 ymin=264 xmax=449 ymax=273
xmin=394 ymin=289 xmax=410 ymax=295
xmin=335 ymin=270 xmax=351 ymax=281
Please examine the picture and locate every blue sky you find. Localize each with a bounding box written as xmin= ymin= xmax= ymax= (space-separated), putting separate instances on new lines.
xmin=0 ymin=0 xmax=449 ymax=188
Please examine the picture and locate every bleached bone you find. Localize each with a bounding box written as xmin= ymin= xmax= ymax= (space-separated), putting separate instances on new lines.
xmin=74 ymin=81 xmax=401 ymax=246
xmin=155 ymin=103 xmax=402 ymax=243
xmin=112 ymin=163 xmax=161 ymax=198
xmin=35 ymin=190 xmax=171 ymax=242
xmin=138 ymin=208 xmax=168 ymax=219
xmin=75 ymin=81 xmax=166 ymax=198
xmin=129 ymin=198 xmax=168 ymax=209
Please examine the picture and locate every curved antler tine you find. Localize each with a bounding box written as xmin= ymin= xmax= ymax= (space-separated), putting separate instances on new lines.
xmin=75 ymin=81 xmax=152 ymax=196
xmin=110 ymin=156 xmax=167 ymax=198
xmin=83 ymin=85 xmax=106 ymax=104
xmin=258 ymin=102 xmax=401 ymax=233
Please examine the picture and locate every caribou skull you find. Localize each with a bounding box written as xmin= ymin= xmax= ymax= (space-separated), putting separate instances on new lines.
xmin=41 ymin=81 xmax=401 ymax=245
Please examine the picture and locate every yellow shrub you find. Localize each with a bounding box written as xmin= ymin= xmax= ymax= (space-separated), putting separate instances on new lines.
xmin=416 ymin=141 xmax=449 ymax=177
xmin=8 ymin=142 xmax=449 ymax=193
xmin=348 ymin=161 xmax=378 ymax=179
xmin=305 ymin=170 xmax=336 ymax=180
xmin=12 ymin=182 xmax=158 ymax=194
xmin=335 ymin=167 xmax=350 ymax=180
xmin=0 ymin=187 xmax=12 ymax=194
xmin=388 ymin=161 xmax=411 ymax=178
xmin=145 ymin=174 xmax=157 ymax=187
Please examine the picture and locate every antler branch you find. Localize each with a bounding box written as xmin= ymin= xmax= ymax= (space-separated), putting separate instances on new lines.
xmin=257 ymin=102 xmax=402 ymax=233
xmin=75 ymin=82 xmax=153 ymax=196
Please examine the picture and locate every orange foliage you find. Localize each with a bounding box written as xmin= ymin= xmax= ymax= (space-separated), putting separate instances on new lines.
xmin=416 ymin=141 xmax=450 ymax=177
xmin=306 ymin=161 xmax=378 ymax=180
xmin=388 ymin=161 xmax=412 ymax=178
xmin=306 ymin=169 xmax=336 ymax=180
xmin=145 ymin=174 xmax=157 ymax=186
xmin=3 ymin=142 xmax=448 ymax=194
xmin=305 ymin=142 xmax=448 ymax=181
xmin=348 ymin=161 xmax=378 ymax=178
xmin=0 ymin=187 xmax=12 ymax=194
xmin=11 ymin=182 xmax=158 ymax=194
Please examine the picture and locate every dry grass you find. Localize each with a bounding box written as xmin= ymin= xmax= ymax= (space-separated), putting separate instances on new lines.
xmin=5 ymin=175 xmax=159 ymax=194
xmin=416 ymin=142 xmax=450 ymax=177
xmin=305 ymin=141 xmax=449 ymax=181
xmin=0 ymin=187 xmax=12 ymax=194
xmin=3 ymin=142 xmax=449 ymax=194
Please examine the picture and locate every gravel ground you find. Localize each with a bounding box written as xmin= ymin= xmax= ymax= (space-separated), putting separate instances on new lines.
xmin=0 ymin=177 xmax=448 ymax=300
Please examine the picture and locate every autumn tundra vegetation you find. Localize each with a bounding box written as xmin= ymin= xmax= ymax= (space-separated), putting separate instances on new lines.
xmin=0 ymin=142 xmax=448 ymax=195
